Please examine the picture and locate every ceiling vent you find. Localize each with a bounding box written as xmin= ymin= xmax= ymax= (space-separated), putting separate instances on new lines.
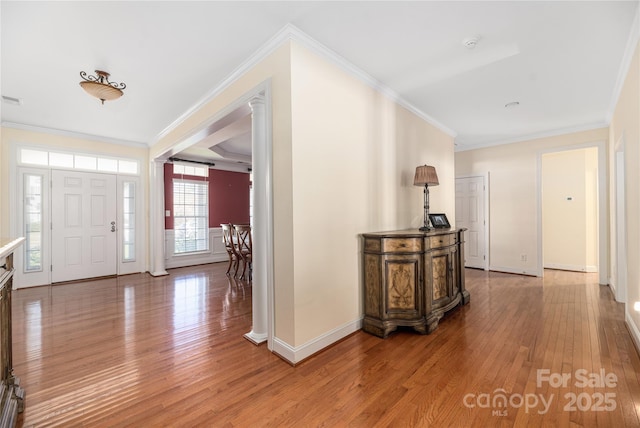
xmin=2 ymin=95 xmax=22 ymax=106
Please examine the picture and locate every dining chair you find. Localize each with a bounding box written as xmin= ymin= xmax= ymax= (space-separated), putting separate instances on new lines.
xmin=233 ymin=224 xmax=252 ymax=280
xmin=221 ymin=223 xmax=241 ymax=276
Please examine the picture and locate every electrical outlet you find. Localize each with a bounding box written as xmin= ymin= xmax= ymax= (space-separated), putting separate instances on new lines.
xmin=520 ymin=254 xmax=527 ymax=262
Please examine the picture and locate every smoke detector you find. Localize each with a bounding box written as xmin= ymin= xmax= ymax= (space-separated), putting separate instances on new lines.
xmin=462 ymin=36 xmax=480 ymax=49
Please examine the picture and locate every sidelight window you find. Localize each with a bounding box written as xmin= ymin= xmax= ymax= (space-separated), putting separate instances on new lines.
xmin=122 ymin=181 xmax=136 ymax=262
xmin=23 ymin=174 xmax=43 ymax=272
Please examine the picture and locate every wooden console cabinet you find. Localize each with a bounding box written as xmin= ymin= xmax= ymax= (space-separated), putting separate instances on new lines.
xmin=0 ymin=238 xmax=25 ymax=427
xmin=362 ymin=229 xmax=469 ymax=338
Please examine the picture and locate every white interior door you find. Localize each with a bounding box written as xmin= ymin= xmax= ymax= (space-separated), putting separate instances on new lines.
xmin=51 ymin=170 xmax=117 ymax=282
xmin=455 ymin=176 xmax=487 ymax=269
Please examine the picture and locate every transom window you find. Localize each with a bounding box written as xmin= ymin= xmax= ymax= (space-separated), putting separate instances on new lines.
xmin=20 ymin=148 xmax=138 ymax=175
xmin=173 ymin=162 xmax=208 ymax=177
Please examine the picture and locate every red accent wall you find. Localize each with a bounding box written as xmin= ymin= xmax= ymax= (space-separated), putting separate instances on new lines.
xmin=164 ymin=163 xmax=250 ymax=229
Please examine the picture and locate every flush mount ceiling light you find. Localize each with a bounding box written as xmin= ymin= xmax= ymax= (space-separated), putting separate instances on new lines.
xmin=79 ymin=70 xmax=126 ymax=104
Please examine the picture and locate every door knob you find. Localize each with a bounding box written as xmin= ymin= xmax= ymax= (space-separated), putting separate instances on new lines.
xmin=111 ymin=221 xmax=116 ymax=232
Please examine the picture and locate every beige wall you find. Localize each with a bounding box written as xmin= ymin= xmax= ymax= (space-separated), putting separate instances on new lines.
xmin=0 ymin=127 xmax=149 ymax=236
xmin=288 ymin=42 xmax=455 ymax=346
xmin=542 ymin=148 xmax=598 ymax=271
xmin=455 ymin=127 xmax=608 ymax=275
xmin=610 ymin=40 xmax=640 ymax=336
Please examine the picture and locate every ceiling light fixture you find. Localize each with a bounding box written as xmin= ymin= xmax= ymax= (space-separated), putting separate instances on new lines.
xmin=79 ymin=70 xmax=126 ymax=104
xmin=505 ymin=101 xmax=520 ymax=108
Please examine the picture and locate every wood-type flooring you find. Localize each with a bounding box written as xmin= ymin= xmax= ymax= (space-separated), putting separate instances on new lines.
xmin=11 ymin=264 xmax=640 ymax=427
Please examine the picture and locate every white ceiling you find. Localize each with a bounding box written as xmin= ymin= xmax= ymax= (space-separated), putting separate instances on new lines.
xmin=1 ymin=1 xmax=638 ymax=156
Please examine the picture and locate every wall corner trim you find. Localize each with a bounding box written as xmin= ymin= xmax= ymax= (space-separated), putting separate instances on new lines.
xmin=272 ymin=317 xmax=363 ymax=365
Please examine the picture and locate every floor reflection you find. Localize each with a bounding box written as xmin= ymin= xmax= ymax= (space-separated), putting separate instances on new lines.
xmin=172 ymin=273 xmax=208 ymax=332
xmin=25 ymin=300 xmax=42 ymax=357
xmin=10 ymin=263 xmax=259 ymax=426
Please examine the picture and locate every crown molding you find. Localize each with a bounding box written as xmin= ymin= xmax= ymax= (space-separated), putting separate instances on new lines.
xmin=605 ymin=3 xmax=640 ymax=123
xmin=454 ymin=121 xmax=608 ymax=153
xmin=151 ymin=23 xmax=456 ymax=148
xmin=151 ymin=24 xmax=296 ymax=147
xmin=1 ymin=121 xmax=148 ymax=148
xmin=284 ymin=25 xmax=456 ymax=138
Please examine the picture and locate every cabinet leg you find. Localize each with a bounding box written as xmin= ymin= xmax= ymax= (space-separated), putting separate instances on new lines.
xmin=426 ymin=315 xmax=440 ymax=333
xmin=363 ymin=319 xmax=397 ymax=338
xmin=462 ymin=290 xmax=471 ymax=305
xmin=413 ymin=324 xmax=428 ymax=335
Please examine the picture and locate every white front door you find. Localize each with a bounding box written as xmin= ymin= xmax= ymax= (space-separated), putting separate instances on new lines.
xmin=51 ymin=170 xmax=117 ymax=282
xmin=455 ymin=176 xmax=487 ymax=269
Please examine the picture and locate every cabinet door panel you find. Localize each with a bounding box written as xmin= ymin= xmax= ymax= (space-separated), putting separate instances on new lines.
xmin=384 ymin=256 xmax=420 ymax=316
xmin=364 ymin=254 xmax=381 ymax=317
xmin=431 ymin=252 xmax=450 ymax=301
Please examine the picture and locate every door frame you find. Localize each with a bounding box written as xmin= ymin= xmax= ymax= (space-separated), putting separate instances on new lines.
xmin=455 ymin=172 xmax=490 ymax=271
xmin=536 ymin=140 xmax=607 ymax=283
xmin=614 ymin=134 xmax=627 ymax=303
xmin=9 ymin=143 xmax=146 ymax=287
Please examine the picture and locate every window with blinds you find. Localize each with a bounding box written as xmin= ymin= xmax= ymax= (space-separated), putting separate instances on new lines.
xmin=173 ymin=179 xmax=209 ymax=254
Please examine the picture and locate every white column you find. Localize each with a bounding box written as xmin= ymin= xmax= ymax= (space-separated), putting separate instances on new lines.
xmin=150 ymin=160 xmax=168 ymax=277
xmin=244 ymin=94 xmax=268 ymax=344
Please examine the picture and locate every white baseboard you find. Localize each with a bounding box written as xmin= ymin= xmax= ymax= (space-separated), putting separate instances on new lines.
xmin=489 ymin=265 xmax=540 ymax=277
xmin=544 ymin=263 xmax=597 ymax=273
xmin=272 ymin=318 xmax=363 ymax=364
xmin=625 ymin=310 xmax=640 ymax=356
xmin=165 ymin=228 xmax=228 ymax=269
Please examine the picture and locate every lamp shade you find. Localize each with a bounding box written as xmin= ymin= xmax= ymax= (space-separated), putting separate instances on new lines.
xmin=413 ymin=165 xmax=439 ymax=186
xmin=79 ymin=81 xmax=123 ymax=102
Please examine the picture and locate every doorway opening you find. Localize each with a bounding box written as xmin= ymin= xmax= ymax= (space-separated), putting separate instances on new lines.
xmin=538 ymin=142 xmax=607 ymax=283
xmin=455 ymin=174 xmax=489 ymax=270
xmin=151 ymin=82 xmax=274 ymax=350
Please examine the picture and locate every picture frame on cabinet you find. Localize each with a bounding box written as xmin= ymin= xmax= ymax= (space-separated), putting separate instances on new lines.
xmin=429 ymin=213 xmax=450 ymax=229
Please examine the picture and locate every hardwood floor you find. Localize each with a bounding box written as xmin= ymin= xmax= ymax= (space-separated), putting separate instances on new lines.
xmin=12 ymin=265 xmax=640 ymax=427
